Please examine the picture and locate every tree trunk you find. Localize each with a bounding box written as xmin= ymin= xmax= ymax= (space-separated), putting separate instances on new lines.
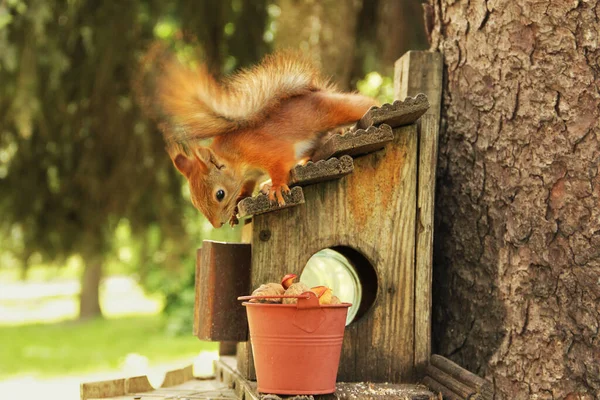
xmin=429 ymin=1 xmax=600 ymax=399
xmin=19 ymin=250 xmax=32 ymax=281
xmin=274 ymin=0 xmax=363 ymax=89
xmin=376 ymin=0 xmax=428 ymax=75
xmin=79 ymin=257 xmax=103 ymax=320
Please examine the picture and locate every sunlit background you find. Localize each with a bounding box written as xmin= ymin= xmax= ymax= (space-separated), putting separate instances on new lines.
xmin=0 ymin=1 xmax=425 ymax=399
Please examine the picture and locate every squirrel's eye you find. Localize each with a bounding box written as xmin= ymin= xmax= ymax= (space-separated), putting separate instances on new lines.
xmin=216 ymin=189 xmax=225 ymax=202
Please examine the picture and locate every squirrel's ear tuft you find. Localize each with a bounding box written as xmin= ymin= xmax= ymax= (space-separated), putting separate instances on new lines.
xmin=195 ymin=147 xmax=225 ymax=170
xmin=173 ymin=154 xmax=193 ymax=177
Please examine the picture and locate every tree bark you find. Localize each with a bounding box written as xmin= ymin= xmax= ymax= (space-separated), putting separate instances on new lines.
xmin=79 ymin=257 xmax=103 ymax=320
xmin=430 ymin=1 xmax=600 ymax=399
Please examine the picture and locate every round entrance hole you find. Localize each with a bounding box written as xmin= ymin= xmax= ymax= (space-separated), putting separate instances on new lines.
xmin=300 ymin=246 xmax=377 ymax=325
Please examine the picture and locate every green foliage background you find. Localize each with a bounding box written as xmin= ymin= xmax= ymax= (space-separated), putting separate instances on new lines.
xmin=0 ymin=0 xmax=423 ymax=333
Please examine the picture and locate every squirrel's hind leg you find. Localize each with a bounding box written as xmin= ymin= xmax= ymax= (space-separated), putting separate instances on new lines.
xmin=315 ymin=92 xmax=378 ymax=128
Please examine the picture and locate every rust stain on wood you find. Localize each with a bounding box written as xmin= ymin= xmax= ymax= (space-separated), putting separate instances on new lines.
xmin=347 ymin=127 xmax=410 ymax=227
xmin=242 ymin=122 xmax=418 ymax=383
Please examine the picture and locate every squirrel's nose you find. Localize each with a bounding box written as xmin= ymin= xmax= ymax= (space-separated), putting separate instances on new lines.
xmin=210 ymin=218 xmax=224 ymax=228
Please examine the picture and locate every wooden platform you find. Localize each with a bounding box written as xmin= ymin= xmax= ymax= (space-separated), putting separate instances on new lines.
xmin=93 ymin=379 xmax=237 ymax=400
xmin=81 ymin=357 xmax=436 ymax=400
xmin=215 ymin=357 xmax=436 ymax=400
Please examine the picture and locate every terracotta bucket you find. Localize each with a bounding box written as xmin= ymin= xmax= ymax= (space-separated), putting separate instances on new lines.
xmin=238 ymin=292 xmax=351 ymax=395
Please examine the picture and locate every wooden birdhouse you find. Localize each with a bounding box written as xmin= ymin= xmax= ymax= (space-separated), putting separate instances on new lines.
xmin=80 ymin=51 xmax=496 ymax=400
xmin=193 ymin=51 xmax=443 ymax=397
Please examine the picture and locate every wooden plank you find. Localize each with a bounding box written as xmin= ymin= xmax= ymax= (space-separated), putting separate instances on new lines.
xmin=193 ymin=248 xmax=202 ymax=337
xmin=395 ymin=51 xmax=443 ymax=115
xmin=311 ymin=124 xmax=394 ymax=162
xmin=357 ymin=94 xmax=430 ymax=130
xmin=289 ymin=155 xmax=354 ymax=186
xmin=234 ymin=221 xmax=255 ymax=379
xmin=241 ymin=218 xmax=253 ymax=243
xmin=396 ymin=50 xmax=443 ymax=375
xmin=216 ymin=358 xmax=434 ymax=400
xmin=331 ymin=383 xmax=435 ymax=400
xmin=425 ymin=365 xmax=477 ymax=398
xmin=243 ymin=124 xmax=418 ymax=383
xmin=237 ymin=186 xmax=305 ymax=218
xmin=217 ymin=219 xmax=255 ymax=358
xmin=423 ymin=377 xmax=463 ymax=400
xmin=195 ymin=241 xmax=251 ymax=341
xmin=430 ymin=355 xmax=492 ymax=399
xmin=236 ymin=341 xmax=256 ymax=381
xmin=161 ymin=364 xmax=194 ymax=388
xmin=80 ymin=379 xmax=125 ymax=400
xmin=124 ymin=376 xmax=154 ymax=394
xmin=97 ymin=379 xmax=237 ymax=399
xmin=217 ymin=356 xmax=260 ymax=400
xmin=81 ymin=365 xmax=236 ymax=400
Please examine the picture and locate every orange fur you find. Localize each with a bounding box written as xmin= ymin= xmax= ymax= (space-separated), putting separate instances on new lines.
xmin=150 ymin=50 xmax=377 ymax=228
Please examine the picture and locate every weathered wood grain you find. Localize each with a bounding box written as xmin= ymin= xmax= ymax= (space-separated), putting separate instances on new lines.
xmin=216 ymin=358 xmax=434 ymax=400
xmin=80 ymin=379 xmax=125 ymax=400
xmin=193 ymin=248 xmax=202 ymax=337
xmin=236 ymin=341 xmax=256 ymax=381
xmin=124 ymin=375 xmax=153 ymax=394
xmin=423 ymin=377 xmax=462 ymax=400
xmin=357 ymin=94 xmax=430 ymax=130
xmin=311 ymin=124 xmax=394 ymax=162
xmin=233 ymin=222 xmax=255 ymax=378
xmin=241 ymin=218 xmax=253 ymax=243
xmin=396 ymin=50 xmax=443 ymax=375
xmin=87 ymin=376 xmax=237 ymax=400
xmin=331 ymin=383 xmax=435 ymax=400
xmin=242 ymin=124 xmax=418 ymax=383
xmin=425 ymin=365 xmax=476 ymax=398
xmin=289 ymin=155 xmax=354 ymax=186
xmin=218 ymin=356 xmax=260 ymax=400
xmin=161 ymin=364 xmax=194 ymax=388
xmin=430 ymin=355 xmax=492 ymax=399
xmin=81 ymin=363 xmax=236 ymax=400
xmin=194 ymin=241 xmax=251 ymax=341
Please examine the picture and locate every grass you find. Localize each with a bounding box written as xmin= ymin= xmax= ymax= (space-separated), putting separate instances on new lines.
xmin=0 ymin=315 xmax=217 ymax=379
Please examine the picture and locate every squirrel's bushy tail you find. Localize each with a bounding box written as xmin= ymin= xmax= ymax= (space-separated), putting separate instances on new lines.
xmin=144 ymin=47 xmax=332 ymax=143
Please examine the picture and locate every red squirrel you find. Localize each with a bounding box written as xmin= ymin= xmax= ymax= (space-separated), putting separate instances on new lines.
xmin=150 ymin=50 xmax=377 ymax=228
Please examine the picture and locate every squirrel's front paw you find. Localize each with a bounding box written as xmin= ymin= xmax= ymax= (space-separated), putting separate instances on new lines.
xmin=229 ymin=204 xmax=240 ymax=227
xmin=268 ymin=184 xmax=291 ymax=206
xmin=259 ymin=179 xmax=272 ymax=195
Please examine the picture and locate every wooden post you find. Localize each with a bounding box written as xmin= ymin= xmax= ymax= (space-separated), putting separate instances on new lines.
xmin=235 ymin=219 xmax=257 ymax=379
xmin=396 ymin=51 xmax=443 ymax=375
xmin=194 ymin=241 xmax=251 ymax=342
xmin=236 ymin=341 xmax=256 ymax=381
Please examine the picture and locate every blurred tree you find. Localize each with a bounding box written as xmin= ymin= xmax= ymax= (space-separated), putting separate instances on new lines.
xmin=0 ymin=0 xmax=269 ymax=322
xmin=0 ymin=0 xmax=424 ymax=326
xmin=273 ymin=0 xmax=363 ymax=89
xmin=0 ymin=0 xmax=192 ymax=319
xmin=273 ymin=0 xmax=428 ymax=89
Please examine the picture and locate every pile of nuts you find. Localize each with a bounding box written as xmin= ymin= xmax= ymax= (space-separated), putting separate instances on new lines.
xmin=250 ymin=274 xmax=341 ymax=305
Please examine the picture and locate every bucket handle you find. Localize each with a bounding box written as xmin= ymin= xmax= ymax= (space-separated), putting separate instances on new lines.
xmin=237 ymin=291 xmax=320 ymax=309
xmin=239 ymin=292 xmax=324 ymax=332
